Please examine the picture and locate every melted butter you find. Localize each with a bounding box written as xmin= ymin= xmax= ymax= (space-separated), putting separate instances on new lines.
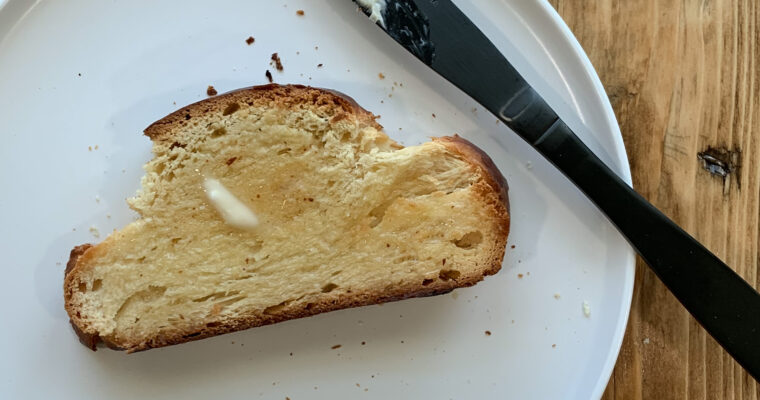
xmin=203 ymin=178 xmax=259 ymax=230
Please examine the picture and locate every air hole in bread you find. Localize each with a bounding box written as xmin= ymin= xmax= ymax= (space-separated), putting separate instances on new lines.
xmin=277 ymin=147 xmax=292 ymax=155
xmin=249 ymin=240 xmax=264 ymax=253
xmin=193 ymin=293 xmax=222 ymax=302
xmin=153 ymin=162 xmax=166 ymax=175
xmin=340 ymin=131 xmax=352 ymax=143
xmin=422 ymin=278 xmax=434 ymax=286
xmin=92 ymin=279 xmax=103 ymax=292
xmin=439 ymin=269 xmax=461 ymax=281
xmin=321 ymin=283 xmax=338 ymax=293
xmin=264 ymin=299 xmax=292 ymax=315
xmin=330 ymin=270 xmax=342 ymax=276
xmin=223 ymin=103 xmax=240 ymax=116
xmin=216 ymin=295 xmax=246 ymax=308
xmin=453 ymin=231 xmax=483 ymax=249
xmin=170 ymin=237 xmax=182 ymax=245
xmin=114 ymin=286 xmax=167 ymax=324
xmin=193 ymin=291 xmax=241 ymax=303
xmin=395 ymin=255 xmax=414 ymax=263
xmin=78 ymin=282 xmax=87 ymax=293
xmin=211 ymin=127 xmax=227 ymax=137
xmin=301 ymin=264 xmax=319 ymax=273
xmin=169 ymin=141 xmax=186 ymax=151
xmin=368 ymin=200 xmax=394 ymax=228
xmin=206 ymin=322 xmax=220 ymax=328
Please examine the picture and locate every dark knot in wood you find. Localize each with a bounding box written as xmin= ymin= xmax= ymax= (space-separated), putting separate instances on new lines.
xmin=697 ymin=146 xmax=741 ymax=194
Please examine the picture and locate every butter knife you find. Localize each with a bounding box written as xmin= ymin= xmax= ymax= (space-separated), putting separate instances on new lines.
xmin=353 ymin=0 xmax=760 ymax=379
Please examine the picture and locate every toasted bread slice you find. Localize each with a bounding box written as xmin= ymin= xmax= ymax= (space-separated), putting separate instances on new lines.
xmin=64 ymin=84 xmax=510 ymax=352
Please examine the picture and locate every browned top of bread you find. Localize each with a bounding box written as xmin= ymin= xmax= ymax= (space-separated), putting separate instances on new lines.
xmin=145 ymin=84 xmax=383 ymax=143
xmin=434 ymin=135 xmax=510 ymax=213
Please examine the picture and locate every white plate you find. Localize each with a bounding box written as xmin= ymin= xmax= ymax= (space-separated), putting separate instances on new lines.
xmin=0 ymin=1 xmax=634 ymax=399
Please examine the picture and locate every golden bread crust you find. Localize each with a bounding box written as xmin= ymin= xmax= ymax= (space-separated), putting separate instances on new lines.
xmin=144 ymin=84 xmax=383 ymax=143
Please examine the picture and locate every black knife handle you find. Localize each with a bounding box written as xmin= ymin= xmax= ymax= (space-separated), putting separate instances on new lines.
xmin=367 ymin=0 xmax=760 ymax=378
xmin=512 ymin=105 xmax=760 ymax=379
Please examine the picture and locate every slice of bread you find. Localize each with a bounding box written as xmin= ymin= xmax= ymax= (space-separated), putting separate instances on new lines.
xmin=64 ymin=84 xmax=510 ymax=352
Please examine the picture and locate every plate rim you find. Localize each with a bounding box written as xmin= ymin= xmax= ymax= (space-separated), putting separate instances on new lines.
xmin=534 ymin=1 xmax=636 ymax=398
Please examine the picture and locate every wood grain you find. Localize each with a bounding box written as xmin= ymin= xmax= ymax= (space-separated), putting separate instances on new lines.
xmin=548 ymin=0 xmax=760 ymax=398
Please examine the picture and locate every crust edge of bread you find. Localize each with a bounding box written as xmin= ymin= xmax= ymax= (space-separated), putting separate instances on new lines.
xmin=63 ymin=84 xmax=510 ymax=352
xmin=143 ymin=83 xmax=383 ymax=144
xmin=65 ymin=240 xmax=505 ymax=352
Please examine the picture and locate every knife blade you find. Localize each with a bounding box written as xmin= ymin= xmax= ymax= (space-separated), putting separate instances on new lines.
xmin=354 ymin=0 xmax=760 ymax=380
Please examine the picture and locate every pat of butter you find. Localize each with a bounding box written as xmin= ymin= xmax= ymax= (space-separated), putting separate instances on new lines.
xmin=203 ymin=178 xmax=259 ymax=230
xmin=356 ymin=0 xmax=387 ymax=28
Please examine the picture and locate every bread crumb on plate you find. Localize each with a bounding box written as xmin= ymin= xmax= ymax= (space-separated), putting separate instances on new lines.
xmin=270 ymin=53 xmax=283 ymax=71
xmin=582 ymin=300 xmax=591 ymax=317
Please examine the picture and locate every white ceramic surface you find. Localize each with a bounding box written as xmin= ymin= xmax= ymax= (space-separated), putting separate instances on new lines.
xmin=0 ymin=1 xmax=634 ymax=399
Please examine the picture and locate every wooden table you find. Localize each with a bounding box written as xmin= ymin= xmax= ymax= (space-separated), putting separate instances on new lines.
xmin=547 ymin=1 xmax=759 ymax=398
